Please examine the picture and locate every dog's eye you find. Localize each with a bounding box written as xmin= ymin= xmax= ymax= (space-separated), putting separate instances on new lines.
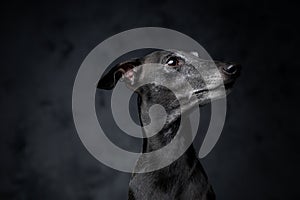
xmin=166 ymin=57 xmax=179 ymax=66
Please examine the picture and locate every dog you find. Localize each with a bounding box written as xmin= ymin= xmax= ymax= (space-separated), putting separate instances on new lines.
xmin=97 ymin=49 xmax=240 ymax=200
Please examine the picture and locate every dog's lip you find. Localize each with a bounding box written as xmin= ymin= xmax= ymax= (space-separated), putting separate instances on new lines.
xmin=193 ymin=81 xmax=235 ymax=95
xmin=193 ymin=85 xmax=223 ymax=94
xmin=193 ymin=89 xmax=209 ymax=94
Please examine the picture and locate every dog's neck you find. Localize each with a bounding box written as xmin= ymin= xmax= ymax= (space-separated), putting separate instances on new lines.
xmin=137 ymin=93 xmax=195 ymax=155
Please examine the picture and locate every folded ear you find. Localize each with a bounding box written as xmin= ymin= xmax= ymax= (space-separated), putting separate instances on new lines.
xmin=97 ymin=58 xmax=141 ymax=90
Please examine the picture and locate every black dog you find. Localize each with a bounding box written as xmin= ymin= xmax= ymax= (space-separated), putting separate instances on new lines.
xmin=98 ymin=50 xmax=240 ymax=200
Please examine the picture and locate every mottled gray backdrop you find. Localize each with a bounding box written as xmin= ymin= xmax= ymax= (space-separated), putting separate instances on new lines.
xmin=1 ymin=0 xmax=299 ymax=199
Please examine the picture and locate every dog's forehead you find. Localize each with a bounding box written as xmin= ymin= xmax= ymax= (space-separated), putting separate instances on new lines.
xmin=143 ymin=50 xmax=171 ymax=63
xmin=173 ymin=50 xmax=196 ymax=61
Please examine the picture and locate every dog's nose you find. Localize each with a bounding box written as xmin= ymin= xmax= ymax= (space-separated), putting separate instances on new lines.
xmin=222 ymin=64 xmax=241 ymax=76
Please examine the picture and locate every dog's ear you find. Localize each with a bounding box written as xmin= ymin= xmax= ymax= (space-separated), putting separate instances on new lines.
xmin=97 ymin=58 xmax=142 ymax=90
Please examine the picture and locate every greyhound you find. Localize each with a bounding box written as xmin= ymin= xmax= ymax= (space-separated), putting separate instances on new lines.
xmin=97 ymin=50 xmax=240 ymax=200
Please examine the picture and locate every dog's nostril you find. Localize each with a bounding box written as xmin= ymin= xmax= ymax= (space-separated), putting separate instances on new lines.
xmin=222 ymin=64 xmax=239 ymax=75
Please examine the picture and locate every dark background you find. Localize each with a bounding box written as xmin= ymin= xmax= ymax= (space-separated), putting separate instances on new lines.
xmin=1 ymin=0 xmax=299 ymax=199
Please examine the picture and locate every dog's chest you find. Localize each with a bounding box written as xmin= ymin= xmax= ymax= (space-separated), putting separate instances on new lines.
xmin=128 ymin=172 xmax=182 ymax=200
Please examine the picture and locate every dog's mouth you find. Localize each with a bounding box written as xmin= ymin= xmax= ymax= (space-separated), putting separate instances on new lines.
xmin=193 ymin=80 xmax=235 ymax=96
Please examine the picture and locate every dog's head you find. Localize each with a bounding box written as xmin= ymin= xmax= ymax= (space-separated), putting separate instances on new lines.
xmin=97 ymin=50 xmax=240 ymax=110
